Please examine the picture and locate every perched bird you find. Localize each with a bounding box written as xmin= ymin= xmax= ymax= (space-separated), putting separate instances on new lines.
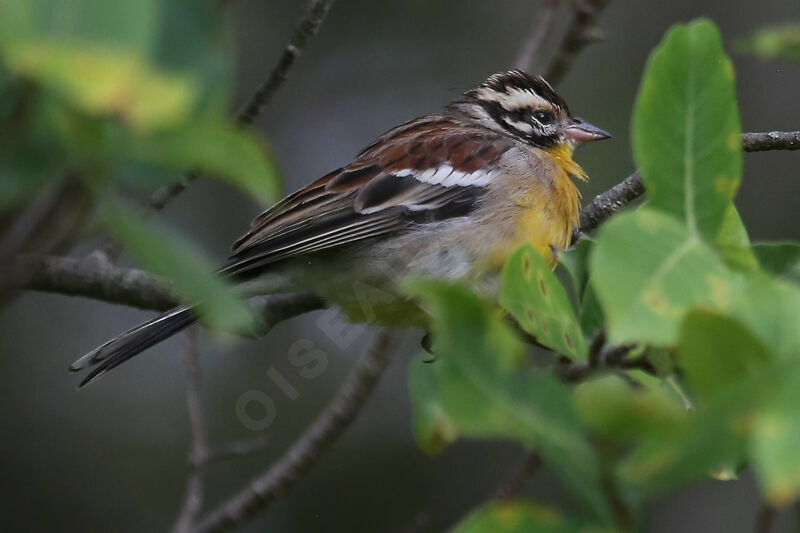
xmin=71 ymin=70 xmax=610 ymax=387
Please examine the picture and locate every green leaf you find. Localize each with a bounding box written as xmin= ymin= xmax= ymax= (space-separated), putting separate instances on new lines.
xmin=633 ymin=19 xmax=742 ymax=240
xmin=0 ymin=0 xmax=158 ymax=53
xmin=727 ymin=275 xmax=800 ymax=362
xmin=737 ymin=23 xmax=800 ymax=63
xmin=99 ymin=198 xmax=254 ymax=332
xmin=130 ymin=121 xmax=281 ymax=203
xmin=714 ymin=204 xmax=758 ymax=272
xmin=751 ymin=383 xmax=800 ymax=505
xmin=579 ymin=281 xmax=604 ymax=339
xmin=591 ymin=208 xmax=737 ymax=346
xmin=574 ymin=375 xmax=686 ymax=440
xmin=618 ymin=399 xmax=748 ymax=498
xmin=408 ymin=354 xmax=458 ymax=454
xmin=500 ymin=245 xmax=588 ymax=361
xmin=3 ymin=41 xmax=196 ymax=132
xmin=558 ymin=238 xmax=594 ymax=301
xmin=752 ymin=242 xmax=800 ymax=282
xmin=452 ymin=501 xmax=594 ymax=533
xmin=619 ymin=352 xmax=800 ymax=498
xmin=677 ymin=310 xmax=772 ymax=400
xmin=407 ymin=282 xmax=611 ymax=522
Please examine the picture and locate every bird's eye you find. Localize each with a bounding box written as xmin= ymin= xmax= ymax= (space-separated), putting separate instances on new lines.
xmin=531 ymin=110 xmax=555 ymax=125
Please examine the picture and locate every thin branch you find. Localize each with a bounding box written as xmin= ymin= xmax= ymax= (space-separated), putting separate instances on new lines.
xmin=235 ymin=0 xmax=337 ymax=126
xmin=573 ymin=171 xmax=643 ymax=243
xmin=172 ymin=329 xmax=208 ymax=533
xmin=444 ymin=451 xmax=542 ymax=531
xmin=204 ymin=436 xmax=272 ymax=465
xmin=572 ymin=129 xmax=800 ymax=242
xmin=545 ymin=0 xmax=611 ymax=85
xmin=515 ymin=0 xmax=560 ymax=72
xmin=743 ymin=130 xmax=800 ymax=152
xmin=557 ymin=343 xmax=647 ymax=382
xmin=139 ymin=0 xmax=337 ymax=218
xmin=18 ymin=251 xmax=179 ymax=311
xmin=754 ymin=503 xmax=775 ymax=533
xmin=493 ymin=452 xmax=542 ymax=500
xmin=196 ymin=329 xmax=401 ymax=533
xmin=17 ymin=252 xmax=326 ymax=333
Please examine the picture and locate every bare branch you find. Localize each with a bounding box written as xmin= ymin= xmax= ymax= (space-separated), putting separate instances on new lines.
xmin=196 ymin=329 xmax=401 ymax=533
xmin=545 ymin=0 xmax=611 ymax=85
xmin=172 ymin=329 xmax=208 ymax=533
xmin=235 ymin=0 xmax=337 ymax=126
xmin=754 ymin=503 xmax=775 ymax=533
xmin=139 ymin=0 xmax=337 ymax=218
xmin=515 ymin=0 xmax=560 ymax=72
xmin=493 ymin=452 xmax=542 ymax=500
xmin=17 ymin=252 xmax=327 ymax=332
xmin=573 ymin=171 xmax=643 ymax=243
xmin=204 ymin=436 xmax=272 ymax=465
xmin=18 ymin=251 xmax=179 ymax=311
xmin=572 ymin=129 xmax=800 ymax=242
xmin=743 ymin=130 xmax=800 ymax=152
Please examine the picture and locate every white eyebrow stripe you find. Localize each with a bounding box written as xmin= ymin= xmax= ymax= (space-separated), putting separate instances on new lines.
xmin=503 ymin=88 xmax=550 ymax=110
xmin=502 ymin=118 xmax=534 ymax=133
xmin=475 ymin=86 xmax=551 ymax=111
xmin=392 ymin=166 xmax=496 ymax=187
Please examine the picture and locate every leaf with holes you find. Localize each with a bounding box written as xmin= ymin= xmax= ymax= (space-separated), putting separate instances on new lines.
xmin=633 ymin=19 xmax=742 ymax=240
xmin=501 ymin=245 xmax=587 ymax=361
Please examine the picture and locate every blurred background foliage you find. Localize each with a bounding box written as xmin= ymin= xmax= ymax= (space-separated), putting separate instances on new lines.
xmin=1 ymin=0 xmax=800 ymax=532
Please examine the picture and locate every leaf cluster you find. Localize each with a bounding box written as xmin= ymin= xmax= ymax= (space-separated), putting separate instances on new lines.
xmin=408 ymin=19 xmax=800 ymax=531
xmin=0 ymin=0 xmax=281 ymax=329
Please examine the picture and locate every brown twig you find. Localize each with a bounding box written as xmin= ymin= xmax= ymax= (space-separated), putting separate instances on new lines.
xmin=138 ymin=0 xmax=336 ymax=218
xmin=545 ymin=0 xmax=611 ymax=85
xmin=493 ymin=452 xmax=543 ymax=500
xmin=515 ymin=0 xmax=560 ymax=72
xmin=172 ymin=329 xmax=208 ymax=533
xmin=204 ymin=436 xmax=272 ymax=465
xmin=196 ymin=329 xmax=401 ymax=533
xmin=753 ymin=503 xmax=775 ymax=533
xmin=557 ymin=343 xmax=645 ymax=382
xmin=572 ymin=129 xmax=800 ymax=242
xmin=743 ymin=130 xmax=800 ymax=152
xmin=17 ymin=251 xmax=326 ymax=333
xmin=235 ymin=0 xmax=337 ymax=126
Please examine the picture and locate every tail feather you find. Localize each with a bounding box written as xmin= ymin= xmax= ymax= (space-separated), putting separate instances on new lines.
xmin=71 ymin=306 xmax=198 ymax=388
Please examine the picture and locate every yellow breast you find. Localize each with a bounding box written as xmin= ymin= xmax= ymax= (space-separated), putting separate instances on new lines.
xmin=487 ymin=143 xmax=586 ymax=268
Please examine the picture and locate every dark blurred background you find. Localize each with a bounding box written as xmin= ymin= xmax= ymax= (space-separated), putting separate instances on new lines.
xmin=2 ymin=0 xmax=799 ymax=531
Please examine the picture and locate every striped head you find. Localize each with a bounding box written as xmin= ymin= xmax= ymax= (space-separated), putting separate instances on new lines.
xmin=460 ymin=70 xmax=610 ymax=149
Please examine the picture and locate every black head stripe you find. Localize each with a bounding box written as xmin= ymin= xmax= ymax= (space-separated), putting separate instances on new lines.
xmin=478 ymin=98 xmax=558 ymax=148
xmin=478 ymin=70 xmax=569 ymax=113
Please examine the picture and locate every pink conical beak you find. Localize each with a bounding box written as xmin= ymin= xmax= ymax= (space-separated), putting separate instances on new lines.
xmin=564 ymin=117 xmax=611 ymax=143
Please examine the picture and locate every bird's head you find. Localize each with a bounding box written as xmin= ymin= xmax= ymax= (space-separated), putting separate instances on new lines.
xmin=461 ymin=69 xmax=611 ymax=151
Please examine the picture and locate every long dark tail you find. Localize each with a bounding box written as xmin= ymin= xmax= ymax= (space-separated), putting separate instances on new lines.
xmin=70 ymin=306 xmax=198 ymax=388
